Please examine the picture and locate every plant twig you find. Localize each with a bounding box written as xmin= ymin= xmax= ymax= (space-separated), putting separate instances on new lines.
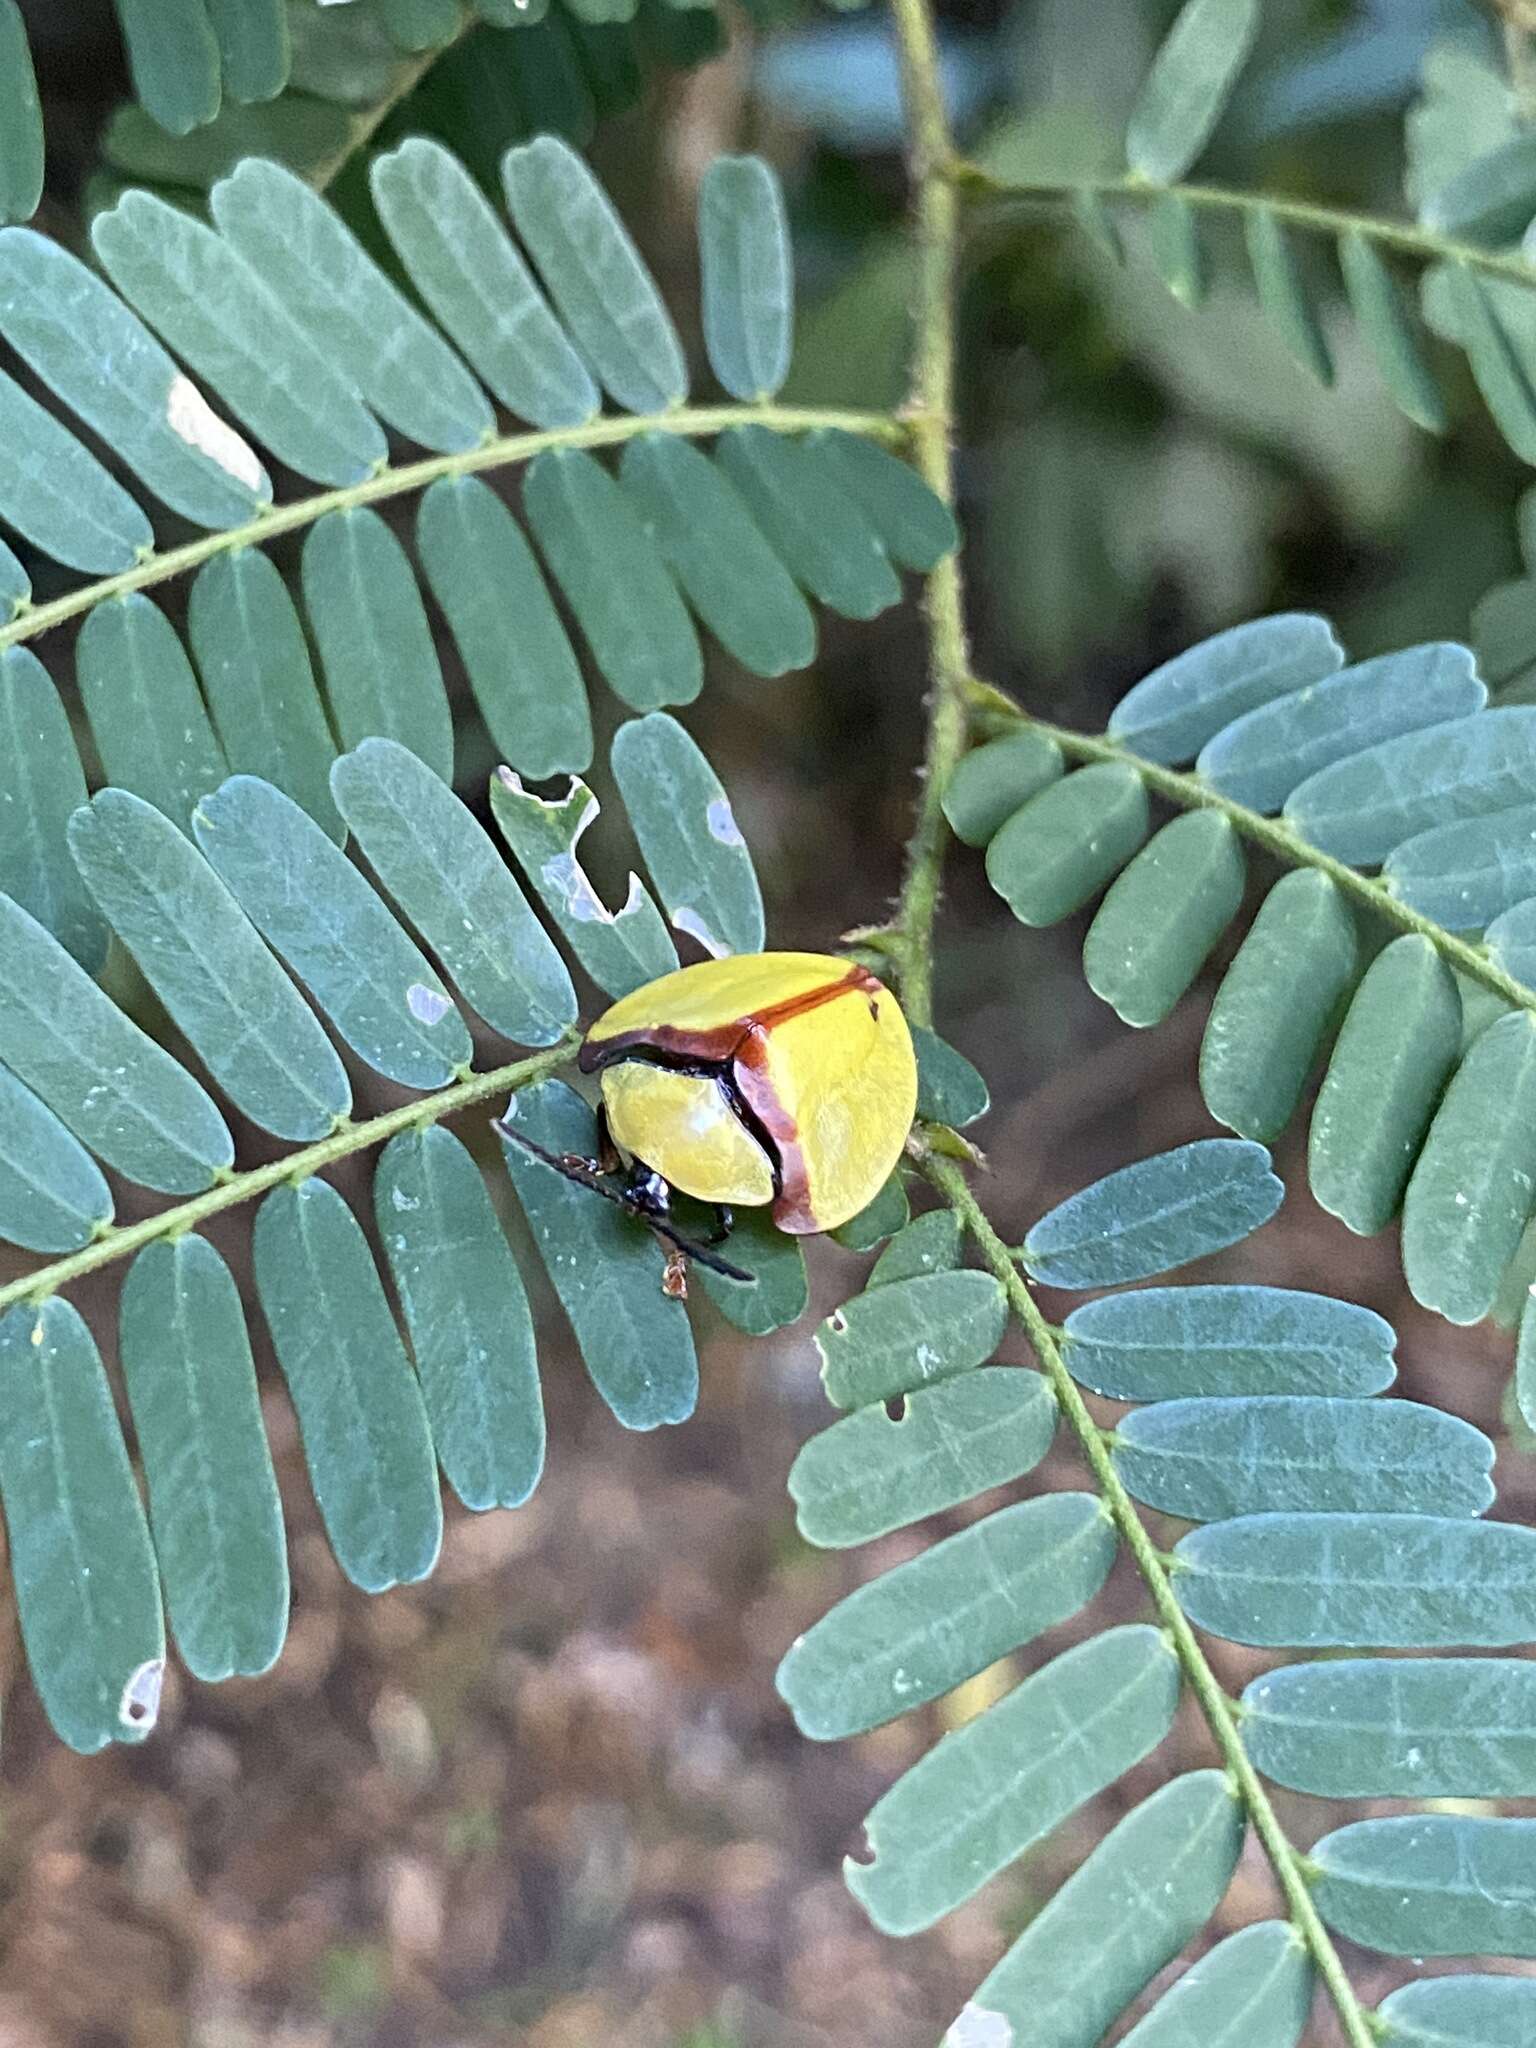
xmin=888 ymin=0 xmax=972 ymax=1032
xmin=926 ymin=1152 xmax=1378 ymax=2048
xmin=955 ymin=160 xmax=1536 ymax=295
xmin=0 ymin=1036 xmax=579 ymax=1316
xmin=884 ymin=0 xmax=1377 ymax=2036
xmin=308 ymin=6 xmax=475 ymax=196
xmin=0 ymin=404 xmax=898 ymax=656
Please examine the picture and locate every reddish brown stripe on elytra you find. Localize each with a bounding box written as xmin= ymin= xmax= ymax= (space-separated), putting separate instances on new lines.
xmin=579 ymin=965 xmax=880 ymax=1072
xmin=732 ymin=1025 xmax=815 ymax=1232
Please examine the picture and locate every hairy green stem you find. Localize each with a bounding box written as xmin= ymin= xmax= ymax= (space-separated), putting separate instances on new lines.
xmin=956 ymin=160 xmax=1536 ymax=292
xmin=0 ymin=404 xmax=898 ymax=656
xmin=967 ymin=676 xmax=1536 ymax=1016
xmin=888 ymin=0 xmax=973 ymax=1032
xmin=927 ymin=1152 xmax=1378 ymax=2048
xmin=0 ymin=1038 xmax=578 ymax=1316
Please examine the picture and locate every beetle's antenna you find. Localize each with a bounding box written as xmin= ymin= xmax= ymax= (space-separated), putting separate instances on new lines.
xmin=491 ymin=1119 xmax=755 ymax=1283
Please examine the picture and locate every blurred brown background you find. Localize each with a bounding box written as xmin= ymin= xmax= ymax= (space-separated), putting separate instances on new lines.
xmin=4 ymin=2 xmax=1536 ymax=2043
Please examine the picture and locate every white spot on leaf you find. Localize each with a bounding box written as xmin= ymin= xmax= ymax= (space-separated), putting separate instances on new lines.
xmin=542 ymin=851 xmax=615 ymax=925
xmin=945 ymin=2006 xmax=1013 ymax=2048
xmin=165 ymin=374 xmax=265 ymax=495
xmin=672 ymin=905 xmax=729 ymax=957
xmin=706 ymin=796 xmax=745 ymax=847
xmin=406 ymin=983 xmax=452 ymax=1025
xmin=119 ymin=1657 xmax=164 ymax=1733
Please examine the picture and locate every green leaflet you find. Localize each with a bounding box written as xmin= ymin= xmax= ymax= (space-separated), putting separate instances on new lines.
xmin=950 ymin=1773 xmax=1243 ymax=2048
xmin=255 ymin=1181 xmax=442 ymax=1594
xmin=635 ymin=1 xmax=726 ymax=73
xmin=1422 ymin=131 xmax=1536 ymax=246
xmin=849 ymin=1627 xmax=1178 ymax=1936
xmin=696 ymin=1206 xmax=809 ymax=1335
xmin=816 ymin=1269 xmax=1007 ymax=1409
xmin=789 ymin=1367 xmax=1056 ymax=1549
xmin=1108 ymin=613 xmax=1343 ymax=766
xmin=1472 ymin=576 xmax=1536 ymax=692
xmin=377 ymin=0 xmax=462 ymax=49
xmin=369 ymin=138 xmax=598 ymax=428
xmin=1174 ymin=1511 xmax=1536 ymax=1647
xmin=0 ymin=1 xmax=42 ymax=224
xmin=942 ymin=730 xmax=1065 ymax=847
xmin=69 ymin=789 xmax=351 ymax=1142
xmin=204 ymin=0 xmax=290 ymax=102
xmin=1124 ymin=0 xmax=1259 ymax=184
xmin=830 ymin=1171 xmax=911 ymax=1252
xmin=1062 ymin=1285 xmax=1397 ymax=1400
xmin=1377 ymin=1977 xmax=1536 ymax=2046
xmin=0 ymin=648 xmax=105 ymax=971
xmin=868 ymin=1209 xmax=962 ymax=1286
xmin=0 ymin=892 xmax=232 ymax=1193
xmin=501 ymin=134 xmax=686 ymax=414
xmin=498 ymin=1080 xmax=698 ymax=1429
xmin=92 ymin=192 xmax=387 ymax=487
xmin=611 ymin=712 xmax=765 ymax=956
xmin=1402 ymin=1009 xmax=1536 ymax=1324
xmin=1196 ymin=643 xmax=1486 ymax=814
xmin=193 ymin=775 xmax=470 ymax=1090
xmin=522 ymin=447 xmax=702 ymax=712
xmin=1084 ymin=810 xmax=1245 ymax=1027
xmin=489 ymin=768 xmax=677 ymax=999
xmin=1200 ymin=870 xmax=1358 ymax=1143
xmin=302 ymin=509 xmax=454 ymax=782
xmin=1022 ymin=1138 xmax=1282 ymax=1290
xmin=1119 ymin=1922 xmax=1311 ymax=2048
xmin=76 ymin=593 xmax=228 ymax=832
xmin=1113 ymin=1395 xmax=1494 ymax=1521
xmin=113 ymin=0 xmax=221 ymax=135
xmin=1244 ymin=208 xmax=1332 ymax=385
xmin=0 ymin=533 xmax=28 ymax=616
xmin=286 ymin=0 xmax=401 ymax=101
xmin=119 ymin=1237 xmax=288 ymax=1682
xmin=0 ymin=1064 xmax=112 ymax=1254
xmin=777 ymin=1493 xmax=1114 ymax=1741
xmin=1071 ymin=187 xmax=1124 ymax=260
xmin=0 ymin=229 xmax=269 ymax=529
xmin=911 ymin=1027 xmax=989 ymax=1127
xmin=102 ymin=97 xmax=352 ymax=189
xmin=210 ymin=159 xmax=491 ymax=456
xmin=699 ymin=156 xmax=792 ymax=402
xmin=0 ymin=365 xmax=152 ymax=573
xmin=1312 ymin=1816 xmax=1536 ymax=1958
xmin=1147 ymin=191 xmax=1205 ymax=307
xmin=802 ymin=430 xmax=958 ymax=572
xmin=620 ymin=434 xmax=816 ymax=676
xmin=330 ymin=739 xmax=576 ymax=1047
xmin=1310 ymin=936 xmax=1462 ymax=1236
xmin=375 ymin=1127 xmax=545 ymax=1512
xmin=1446 ymin=264 xmax=1536 ymax=462
xmin=1243 ymin=1657 xmax=1536 ymax=1798
xmin=1486 ymin=894 xmax=1536 ymax=988
xmin=985 ymin=762 xmax=1151 ymax=926
xmin=1520 ymin=1285 xmax=1536 ymax=1434
xmin=0 ymin=1299 xmax=164 ymax=1754
xmin=1385 ymin=802 xmax=1536 ymax=928
xmin=417 ymin=474 xmax=593 ymax=778
xmin=567 ymin=15 xmax=646 ymax=112
xmin=715 ymin=426 xmax=901 ymax=620
xmin=188 ymin=549 xmax=343 ymax=842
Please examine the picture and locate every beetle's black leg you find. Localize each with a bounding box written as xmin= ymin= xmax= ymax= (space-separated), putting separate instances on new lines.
xmin=703 ymin=1204 xmax=734 ymax=1248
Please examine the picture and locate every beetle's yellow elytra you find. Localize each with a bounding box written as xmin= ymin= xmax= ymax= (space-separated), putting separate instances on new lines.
xmin=578 ymin=951 xmax=917 ymax=1233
